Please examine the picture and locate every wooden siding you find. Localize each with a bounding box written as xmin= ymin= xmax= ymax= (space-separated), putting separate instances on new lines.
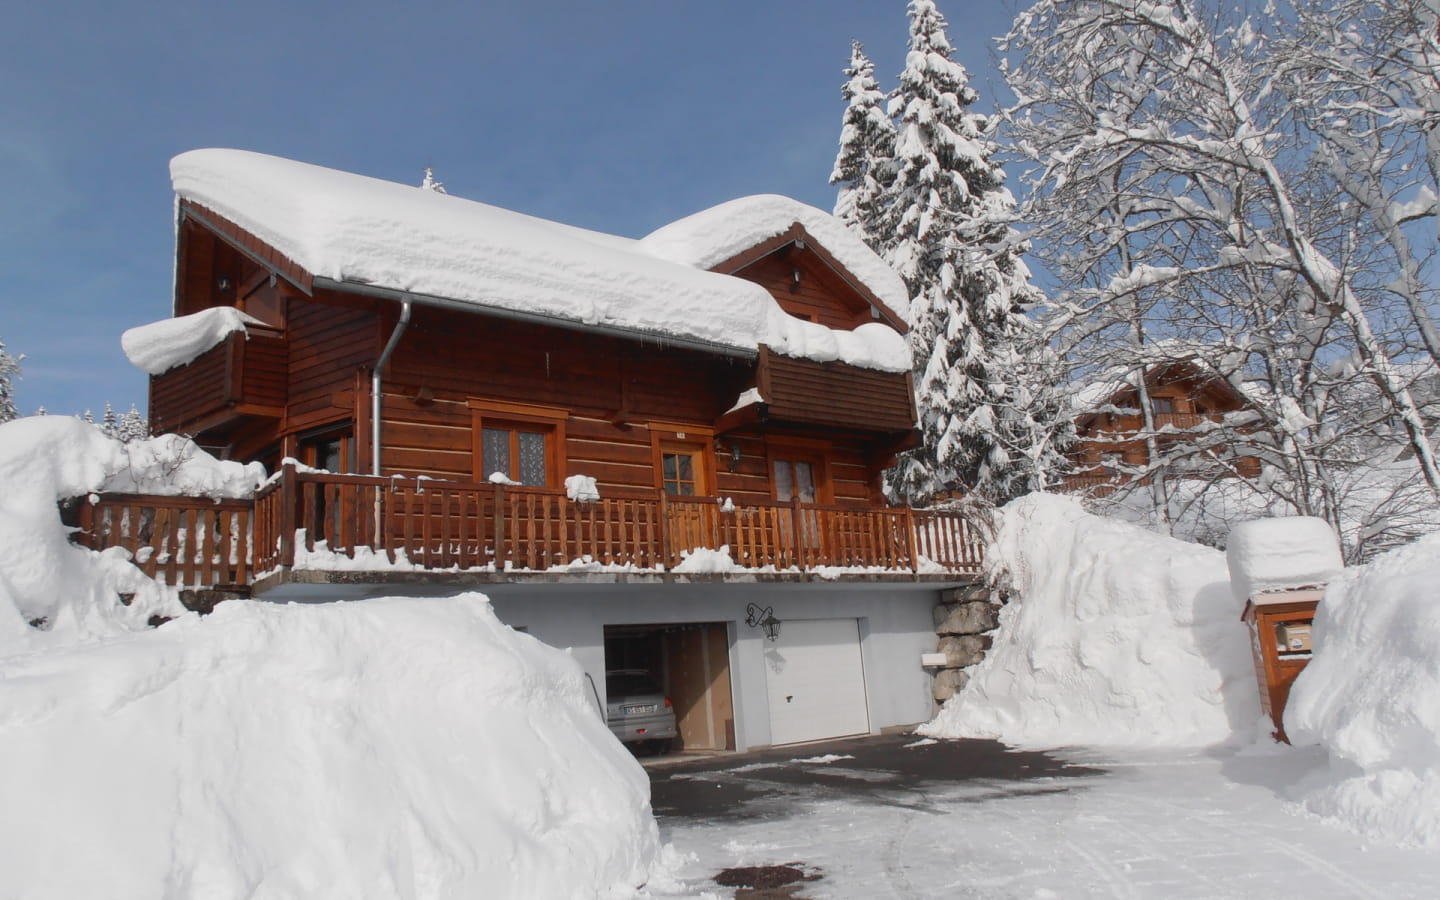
xmin=148 ymin=331 xmax=286 ymax=436
xmin=285 ymin=290 xmax=379 ymax=437
xmin=759 ymin=347 xmax=916 ymax=434
xmin=734 ymin=246 xmax=876 ymax=331
xmin=179 ymin=202 xmax=313 ymax=296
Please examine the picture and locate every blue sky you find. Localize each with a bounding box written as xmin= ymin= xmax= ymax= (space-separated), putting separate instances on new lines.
xmin=1 ymin=1 xmax=1023 ymax=419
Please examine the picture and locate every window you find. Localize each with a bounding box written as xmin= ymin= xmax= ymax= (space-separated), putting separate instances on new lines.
xmin=297 ymin=426 xmax=354 ymax=546
xmin=647 ymin=424 xmax=715 ymax=497
xmin=772 ymin=459 xmax=816 ymax=503
xmin=469 ymin=399 xmax=568 ymax=487
xmin=1151 ymin=397 xmax=1176 ymax=415
xmin=299 ymin=427 xmax=354 ymax=473
xmin=481 ymin=425 xmax=549 ymax=485
xmin=661 ymin=447 xmax=702 ymax=495
xmin=766 ymin=441 xmax=833 ymax=505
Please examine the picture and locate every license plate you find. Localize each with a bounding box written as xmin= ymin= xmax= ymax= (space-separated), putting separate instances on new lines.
xmin=624 ymin=704 xmax=658 ymax=715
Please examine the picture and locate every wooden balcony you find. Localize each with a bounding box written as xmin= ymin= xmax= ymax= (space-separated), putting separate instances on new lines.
xmin=77 ymin=468 xmax=985 ymax=590
xmin=148 ymin=329 xmax=286 ymax=437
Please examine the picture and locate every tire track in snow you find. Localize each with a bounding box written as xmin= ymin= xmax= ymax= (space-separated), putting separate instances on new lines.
xmin=1125 ymin=791 xmax=1388 ymax=900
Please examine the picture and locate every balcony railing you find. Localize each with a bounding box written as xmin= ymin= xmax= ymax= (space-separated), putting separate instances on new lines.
xmin=78 ymin=467 xmax=985 ymax=588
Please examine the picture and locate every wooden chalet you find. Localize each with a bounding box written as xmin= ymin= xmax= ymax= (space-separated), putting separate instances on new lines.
xmin=1061 ymin=360 xmax=1261 ymax=494
xmin=83 ymin=150 xmax=986 ymax=751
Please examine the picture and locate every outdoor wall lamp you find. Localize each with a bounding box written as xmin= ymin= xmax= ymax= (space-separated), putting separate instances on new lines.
xmin=216 ymin=274 xmax=233 ymax=294
xmin=728 ymin=442 xmax=742 ymax=471
xmin=745 ymin=602 xmax=781 ymax=641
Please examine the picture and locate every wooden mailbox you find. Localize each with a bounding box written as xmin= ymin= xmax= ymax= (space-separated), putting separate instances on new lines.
xmin=1241 ymin=588 xmax=1322 ymax=743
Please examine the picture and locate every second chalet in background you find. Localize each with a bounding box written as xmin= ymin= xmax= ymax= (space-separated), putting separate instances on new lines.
xmin=97 ymin=149 xmax=989 ymax=753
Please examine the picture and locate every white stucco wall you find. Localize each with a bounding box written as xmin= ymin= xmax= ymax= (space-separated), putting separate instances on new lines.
xmin=481 ymin=583 xmax=941 ymax=750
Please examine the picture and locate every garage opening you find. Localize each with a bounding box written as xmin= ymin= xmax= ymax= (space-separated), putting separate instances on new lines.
xmin=604 ymin=622 xmax=735 ymax=752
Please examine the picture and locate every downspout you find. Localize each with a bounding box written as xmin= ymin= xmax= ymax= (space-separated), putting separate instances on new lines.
xmin=371 ymin=301 xmax=412 ymax=475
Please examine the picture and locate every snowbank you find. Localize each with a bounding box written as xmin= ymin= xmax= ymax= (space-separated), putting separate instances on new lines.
xmin=0 ymin=417 xmax=265 ymax=643
xmin=0 ymin=594 xmax=660 ymax=898
xmin=121 ymin=306 xmax=266 ymax=375
xmin=170 ymin=149 xmax=909 ymax=373
xmin=1285 ymin=532 xmax=1440 ymax=847
xmin=923 ymin=494 xmax=1259 ymax=748
xmin=1226 ymin=516 xmax=1342 ymax=604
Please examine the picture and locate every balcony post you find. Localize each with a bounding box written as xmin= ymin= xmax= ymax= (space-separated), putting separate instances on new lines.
xmin=790 ymin=495 xmax=804 ymax=568
xmin=658 ymin=491 xmax=671 ymax=569
xmin=903 ymin=507 xmax=919 ymax=572
xmin=279 ymin=462 xmax=297 ymax=568
xmin=493 ymin=484 xmax=506 ymax=570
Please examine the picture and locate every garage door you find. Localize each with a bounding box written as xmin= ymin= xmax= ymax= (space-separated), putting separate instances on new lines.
xmin=764 ymin=618 xmax=870 ymax=746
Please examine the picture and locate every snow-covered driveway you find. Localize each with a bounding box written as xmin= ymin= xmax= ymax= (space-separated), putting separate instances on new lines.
xmin=642 ymin=735 xmax=1440 ymax=899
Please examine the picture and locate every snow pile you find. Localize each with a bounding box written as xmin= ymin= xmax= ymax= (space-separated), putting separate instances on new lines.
xmin=1226 ymin=516 xmax=1343 ymax=603
xmin=170 ymin=149 xmax=909 ymax=373
xmin=638 ymin=193 xmax=911 ymax=322
xmin=121 ymin=306 xmax=267 ymax=375
xmin=923 ymin=494 xmax=1259 ymax=748
xmin=1285 ymin=532 xmax=1440 ymax=847
xmin=0 ymin=417 xmax=264 ymax=641
xmin=672 ymin=546 xmax=738 ymax=574
xmin=0 ymin=594 xmax=660 ymax=898
xmin=565 ymin=473 xmax=601 ymax=503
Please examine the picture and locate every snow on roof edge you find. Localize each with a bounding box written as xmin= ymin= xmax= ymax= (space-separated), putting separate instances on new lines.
xmin=638 ymin=194 xmax=912 ymax=324
xmin=167 ymin=149 xmax=910 ymax=373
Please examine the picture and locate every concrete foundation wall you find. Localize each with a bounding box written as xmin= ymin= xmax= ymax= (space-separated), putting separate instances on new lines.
xmin=478 ymin=584 xmax=941 ymax=750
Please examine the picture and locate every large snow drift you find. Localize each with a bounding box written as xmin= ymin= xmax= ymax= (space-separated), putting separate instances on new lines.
xmin=0 ymin=416 xmax=264 ymax=640
xmin=0 ymin=595 xmax=658 ymax=899
xmin=923 ymin=494 xmax=1259 ymax=748
xmin=169 ymin=149 xmax=909 ymax=373
xmin=0 ymin=417 xmax=661 ymax=897
xmin=1285 ymin=531 xmax=1440 ymax=847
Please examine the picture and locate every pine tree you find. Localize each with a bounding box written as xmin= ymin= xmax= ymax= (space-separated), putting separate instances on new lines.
xmin=117 ymin=404 xmax=149 ymax=442
xmin=830 ymin=40 xmax=896 ymax=249
xmin=420 ymin=167 xmax=447 ymax=194
xmin=879 ymin=0 xmax=1070 ymax=505
xmin=100 ymin=402 xmax=118 ymax=438
xmin=0 ymin=338 xmax=19 ymax=423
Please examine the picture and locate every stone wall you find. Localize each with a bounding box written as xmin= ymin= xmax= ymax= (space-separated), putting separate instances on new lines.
xmin=930 ymin=583 xmax=1001 ymax=703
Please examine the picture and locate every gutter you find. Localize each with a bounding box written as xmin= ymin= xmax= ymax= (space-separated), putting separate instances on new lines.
xmin=371 ymin=301 xmax=412 ymax=475
xmin=313 ymin=276 xmax=758 ymax=361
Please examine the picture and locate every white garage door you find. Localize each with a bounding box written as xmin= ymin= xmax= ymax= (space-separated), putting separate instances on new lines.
xmin=764 ymin=617 xmax=870 ymax=746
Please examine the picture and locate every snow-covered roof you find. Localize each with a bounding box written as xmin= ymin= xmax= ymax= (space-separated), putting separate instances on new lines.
xmin=168 ymin=149 xmax=909 ymax=373
xmin=121 ymin=306 xmax=266 ymax=376
xmin=638 ymin=194 xmax=911 ymax=323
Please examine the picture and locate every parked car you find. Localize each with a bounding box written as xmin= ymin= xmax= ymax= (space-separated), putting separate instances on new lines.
xmin=605 ymin=669 xmax=678 ymax=754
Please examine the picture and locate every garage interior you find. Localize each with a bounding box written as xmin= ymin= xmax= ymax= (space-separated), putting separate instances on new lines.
xmin=604 ymin=622 xmax=735 ymax=752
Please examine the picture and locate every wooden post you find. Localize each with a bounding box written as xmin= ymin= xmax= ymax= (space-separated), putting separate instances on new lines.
xmin=790 ymin=496 xmax=804 ymax=569
xmin=279 ymin=462 xmax=296 ymax=568
xmin=658 ymin=491 xmax=670 ymax=569
xmin=902 ymin=508 xmax=919 ymax=572
xmin=75 ymin=497 xmax=96 ymax=550
xmin=493 ymin=484 xmax=506 ymax=570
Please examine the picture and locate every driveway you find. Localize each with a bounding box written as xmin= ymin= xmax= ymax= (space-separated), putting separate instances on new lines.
xmin=641 ymin=734 xmax=1440 ymax=899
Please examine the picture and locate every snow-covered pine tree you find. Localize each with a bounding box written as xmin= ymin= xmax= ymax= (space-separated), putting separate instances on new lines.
xmin=100 ymin=402 xmax=118 ymax=438
xmin=117 ymin=404 xmax=149 ymax=442
xmin=879 ymin=0 xmax=1070 ymax=506
xmin=420 ymin=167 xmax=447 ymax=194
xmin=0 ymin=338 xmax=19 ymax=423
xmin=830 ymin=40 xmax=896 ymax=249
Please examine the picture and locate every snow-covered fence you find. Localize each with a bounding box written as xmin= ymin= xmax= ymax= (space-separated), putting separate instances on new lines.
xmin=77 ymin=493 xmax=255 ymax=588
xmin=80 ymin=468 xmax=987 ymax=583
